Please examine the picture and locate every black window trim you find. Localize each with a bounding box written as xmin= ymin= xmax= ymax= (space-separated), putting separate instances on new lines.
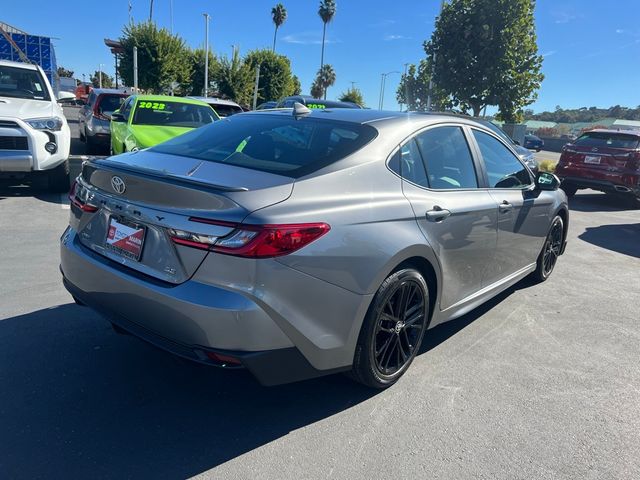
xmin=467 ymin=126 xmax=535 ymax=190
xmin=385 ymin=121 xmax=487 ymax=191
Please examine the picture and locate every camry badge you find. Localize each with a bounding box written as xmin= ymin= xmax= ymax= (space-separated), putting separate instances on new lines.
xmin=111 ymin=176 xmax=126 ymax=194
xmin=591 ymin=147 xmax=598 ymax=152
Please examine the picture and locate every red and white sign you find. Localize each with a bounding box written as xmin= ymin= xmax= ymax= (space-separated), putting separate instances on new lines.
xmin=106 ymin=218 xmax=145 ymax=260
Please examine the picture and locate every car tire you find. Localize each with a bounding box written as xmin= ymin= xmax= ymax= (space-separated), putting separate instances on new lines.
xmin=350 ymin=268 xmax=429 ymax=389
xmin=532 ymin=215 xmax=564 ymax=283
xmin=47 ymin=159 xmax=70 ymax=193
xmin=561 ymin=183 xmax=577 ymax=197
xmin=85 ymin=132 xmax=97 ymax=155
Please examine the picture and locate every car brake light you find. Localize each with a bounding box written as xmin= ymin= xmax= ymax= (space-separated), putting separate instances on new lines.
xmin=169 ymin=221 xmax=331 ymax=258
xmin=69 ymin=180 xmax=99 ymax=212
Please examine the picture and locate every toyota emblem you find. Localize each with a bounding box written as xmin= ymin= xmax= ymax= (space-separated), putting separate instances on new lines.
xmin=111 ymin=176 xmax=126 ymax=194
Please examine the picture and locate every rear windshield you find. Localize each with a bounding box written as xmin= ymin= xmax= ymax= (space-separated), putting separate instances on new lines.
xmin=0 ymin=65 xmax=50 ymax=101
xmin=209 ymin=104 xmax=243 ymax=117
xmin=98 ymin=95 xmax=127 ymax=115
xmin=132 ymin=100 xmax=218 ymax=128
xmin=574 ymin=132 xmax=640 ymax=149
xmin=150 ymin=113 xmax=378 ymax=178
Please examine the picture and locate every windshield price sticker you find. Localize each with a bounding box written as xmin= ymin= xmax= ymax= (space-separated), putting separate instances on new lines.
xmin=306 ymin=103 xmax=326 ymax=109
xmin=138 ymin=101 xmax=166 ymax=110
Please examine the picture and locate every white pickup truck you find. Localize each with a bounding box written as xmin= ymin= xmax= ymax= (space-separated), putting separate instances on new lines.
xmin=0 ymin=59 xmax=72 ymax=191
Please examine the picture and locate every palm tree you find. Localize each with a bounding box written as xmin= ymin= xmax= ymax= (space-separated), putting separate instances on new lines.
xmin=149 ymin=0 xmax=154 ymax=21
xmin=318 ymin=0 xmax=336 ymax=72
xmin=271 ymin=4 xmax=288 ymax=53
xmin=317 ymin=64 xmax=336 ymax=99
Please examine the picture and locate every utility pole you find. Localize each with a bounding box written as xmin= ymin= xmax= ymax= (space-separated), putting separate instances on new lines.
xmin=400 ymin=63 xmax=409 ymax=111
xmin=379 ymin=71 xmax=400 ymax=110
xmin=98 ymin=64 xmax=103 ymax=88
xmin=170 ymin=0 xmax=174 ymax=34
xmin=133 ymin=46 xmax=138 ymax=93
xmin=203 ymin=13 xmax=210 ymax=97
xmin=252 ymin=64 xmax=261 ymax=110
xmin=427 ymin=0 xmax=445 ymax=111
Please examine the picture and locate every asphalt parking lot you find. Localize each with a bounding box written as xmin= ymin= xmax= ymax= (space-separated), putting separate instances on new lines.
xmin=1 ymin=128 xmax=639 ymax=477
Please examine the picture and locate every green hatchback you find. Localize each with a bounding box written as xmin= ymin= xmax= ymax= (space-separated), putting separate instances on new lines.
xmin=110 ymin=95 xmax=219 ymax=154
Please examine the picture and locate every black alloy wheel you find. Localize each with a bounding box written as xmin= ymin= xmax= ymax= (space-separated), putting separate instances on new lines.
xmin=533 ymin=216 xmax=564 ymax=282
xmin=351 ymin=268 xmax=429 ymax=388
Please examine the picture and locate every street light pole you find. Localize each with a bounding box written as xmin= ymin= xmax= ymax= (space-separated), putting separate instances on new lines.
xmin=98 ymin=63 xmax=103 ymax=88
xmin=203 ymin=13 xmax=210 ymax=97
xmin=427 ymin=0 xmax=446 ymax=111
xmin=379 ymin=71 xmax=400 ymax=110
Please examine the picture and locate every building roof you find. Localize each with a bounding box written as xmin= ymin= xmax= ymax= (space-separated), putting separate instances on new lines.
xmin=613 ymin=119 xmax=640 ymax=128
xmin=524 ymin=120 xmax=557 ymax=129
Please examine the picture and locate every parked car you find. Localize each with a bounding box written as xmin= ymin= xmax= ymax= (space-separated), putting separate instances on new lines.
xmin=524 ymin=134 xmax=544 ymax=151
xmin=109 ymin=95 xmax=219 ymax=154
xmin=475 ymin=119 xmax=538 ymax=172
xmin=276 ymin=95 xmax=362 ymax=109
xmin=61 ymin=108 xmax=568 ymax=388
xmin=187 ymin=96 xmax=243 ymax=117
xmin=256 ymin=101 xmax=278 ymax=110
xmin=78 ymin=89 xmax=129 ymax=154
xmin=0 ymin=59 xmax=72 ymax=191
xmin=556 ymin=129 xmax=640 ymax=201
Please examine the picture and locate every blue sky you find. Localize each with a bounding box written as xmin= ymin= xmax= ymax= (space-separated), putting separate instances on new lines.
xmin=3 ymin=0 xmax=639 ymax=112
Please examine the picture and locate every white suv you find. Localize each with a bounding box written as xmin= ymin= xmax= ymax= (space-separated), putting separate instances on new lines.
xmin=0 ymin=60 xmax=71 ymax=191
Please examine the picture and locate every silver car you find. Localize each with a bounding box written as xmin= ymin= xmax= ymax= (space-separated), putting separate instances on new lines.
xmin=60 ymin=106 xmax=568 ymax=388
xmin=78 ymin=89 xmax=129 ymax=154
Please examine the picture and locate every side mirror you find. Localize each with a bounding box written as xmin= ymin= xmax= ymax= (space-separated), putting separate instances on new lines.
xmin=536 ymin=172 xmax=560 ymax=191
xmin=111 ymin=112 xmax=125 ymax=122
xmin=56 ymin=91 xmax=76 ymax=103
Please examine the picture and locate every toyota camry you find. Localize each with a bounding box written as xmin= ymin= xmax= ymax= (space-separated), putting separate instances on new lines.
xmin=60 ymin=105 xmax=568 ymax=388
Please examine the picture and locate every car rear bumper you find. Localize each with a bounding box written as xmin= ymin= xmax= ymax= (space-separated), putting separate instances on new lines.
xmin=559 ymin=175 xmax=640 ymax=197
xmin=60 ymin=227 xmax=361 ymax=384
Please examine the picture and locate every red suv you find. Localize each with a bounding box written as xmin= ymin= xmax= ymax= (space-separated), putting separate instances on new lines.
xmin=556 ymin=129 xmax=640 ymax=201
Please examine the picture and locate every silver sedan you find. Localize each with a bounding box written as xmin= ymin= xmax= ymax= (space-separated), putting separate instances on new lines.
xmin=60 ymin=106 xmax=568 ymax=388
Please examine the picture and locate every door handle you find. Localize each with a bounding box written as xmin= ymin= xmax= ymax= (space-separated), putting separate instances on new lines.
xmin=499 ymin=200 xmax=513 ymax=213
xmin=426 ymin=206 xmax=451 ymax=222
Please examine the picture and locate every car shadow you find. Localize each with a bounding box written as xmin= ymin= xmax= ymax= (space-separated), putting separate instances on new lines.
xmin=578 ymin=223 xmax=640 ymax=259
xmin=0 ymin=281 xmax=523 ymax=478
xmin=569 ymin=192 xmax=639 ymax=212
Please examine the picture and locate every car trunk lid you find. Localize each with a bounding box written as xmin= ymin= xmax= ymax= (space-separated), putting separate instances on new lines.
xmin=71 ymin=150 xmax=294 ymax=284
xmin=562 ymin=132 xmax=640 ymax=171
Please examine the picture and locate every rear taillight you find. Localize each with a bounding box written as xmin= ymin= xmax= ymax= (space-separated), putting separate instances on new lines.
xmin=169 ymin=220 xmax=330 ymax=258
xmin=69 ymin=180 xmax=99 ymax=212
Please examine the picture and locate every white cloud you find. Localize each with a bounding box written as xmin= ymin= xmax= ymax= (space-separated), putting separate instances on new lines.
xmin=384 ymin=34 xmax=411 ymax=41
xmin=541 ymin=50 xmax=557 ymax=57
xmin=282 ymin=32 xmax=341 ymax=45
xmin=552 ymin=11 xmax=580 ymax=24
xmin=368 ymin=19 xmax=396 ymax=28
xmin=615 ymin=29 xmax=626 ymax=34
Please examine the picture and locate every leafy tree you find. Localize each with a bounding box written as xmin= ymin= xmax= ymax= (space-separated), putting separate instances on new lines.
xmin=291 ymin=75 xmax=302 ymax=95
xmin=90 ymin=70 xmax=114 ymax=88
xmin=396 ymin=61 xmax=448 ymax=111
xmin=338 ymin=86 xmax=364 ymax=106
xmin=213 ymin=47 xmax=254 ymax=106
xmin=118 ymin=22 xmax=193 ymax=94
xmin=314 ymin=64 xmax=336 ymax=99
xmin=310 ymin=79 xmax=323 ymax=98
xmin=244 ymin=49 xmax=296 ymax=105
xmin=271 ymin=4 xmax=287 ymax=53
xmin=190 ymin=48 xmax=218 ymax=96
xmin=57 ymin=66 xmax=74 ymax=78
xmin=425 ymin=0 xmax=544 ymax=119
xmin=318 ymin=0 xmax=336 ymax=71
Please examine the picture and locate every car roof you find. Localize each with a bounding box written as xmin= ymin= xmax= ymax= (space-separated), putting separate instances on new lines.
xmin=242 ymin=108 xmax=499 ymax=130
xmin=0 ymin=59 xmax=39 ymax=70
xmin=129 ymin=94 xmax=209 ymax=105
xmin=580 ymin=128 xmax=640 ymax=136
xmin=91 ymin=88 xmax=129 ymax=96
xmin=188 ymin=96 xmax=241 ymax=107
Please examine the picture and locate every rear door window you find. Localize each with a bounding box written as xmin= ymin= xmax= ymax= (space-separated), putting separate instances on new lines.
xmin=473 ymin=130 xmax=532 ymax=189
xmin=414 ymin=126 xmax=478 ymax=189
xmin=98 ymin=95 xmax=127 ymax=115
xmin=574 ymin=132 xmax=640 ymax=149
xmin=151 ymin=114 xmax=377 ymax=178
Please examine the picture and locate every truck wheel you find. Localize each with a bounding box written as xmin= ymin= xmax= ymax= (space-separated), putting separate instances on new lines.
xmin=47 ymin=160 xmax=70 ymax=193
